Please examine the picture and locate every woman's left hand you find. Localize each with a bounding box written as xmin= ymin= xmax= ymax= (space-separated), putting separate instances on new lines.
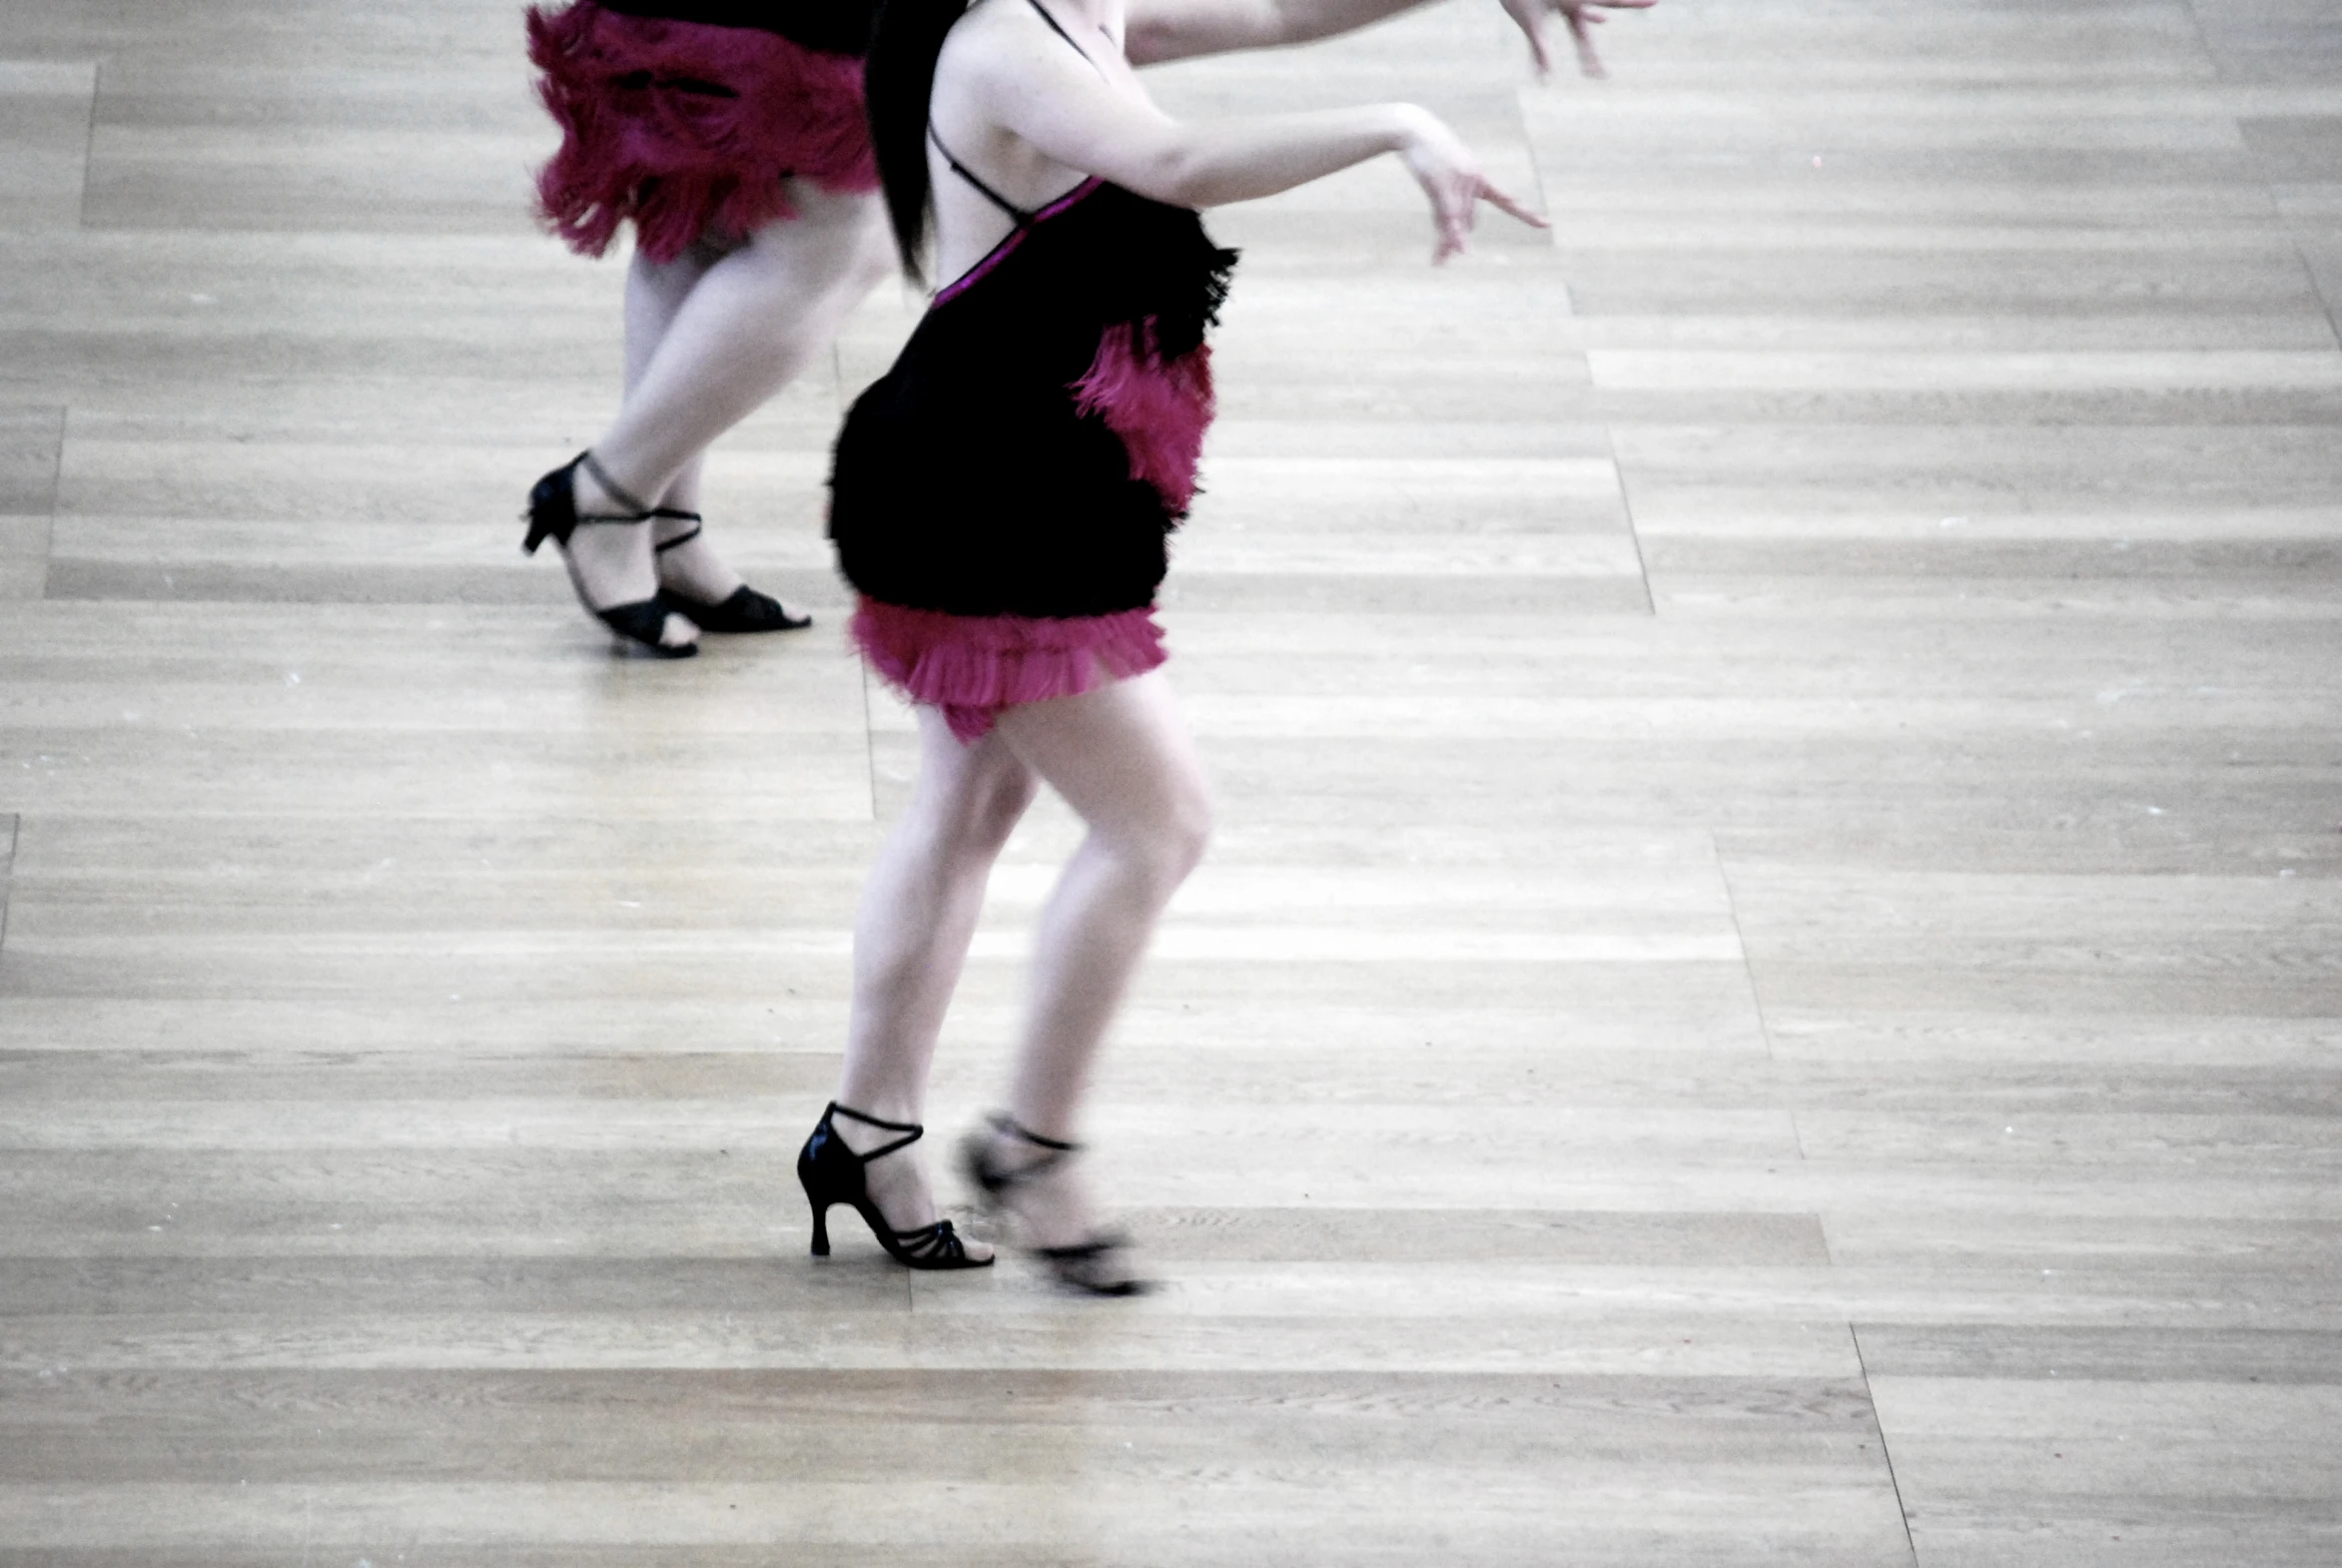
xmin=1500 ymin=0 xmax=1660 ymax=81
xmin=1393 ymin=105 xmax=1551 ymax=264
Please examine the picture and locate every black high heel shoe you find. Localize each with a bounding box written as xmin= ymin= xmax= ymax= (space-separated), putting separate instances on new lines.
xmin=797 ymin=1102 xmax=990 ymax=1270
xmin=521 ymin=451 xmax=697 ymax=658
xmin=961 ymin=1114 xmax=1153 ymax=1297
xmin=651 ymin=509 xmax=814 ymax=633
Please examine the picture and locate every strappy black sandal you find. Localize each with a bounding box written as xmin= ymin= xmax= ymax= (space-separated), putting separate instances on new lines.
xmin=961 ymin=1113 xmax=1153 ymax=1297
xmin=521 ymin=451 xmax=697 ymax=658
xmin=651 ymin=509 xmax=814 ymax=633
xmin=796 ymin=1102 xmax=991 ymax=1270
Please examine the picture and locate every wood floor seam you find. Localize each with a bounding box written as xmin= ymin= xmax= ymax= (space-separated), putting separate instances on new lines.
xmin=2286 ymin=233 xmax=2342 ymax=351
xmin=71 ymin=56 xmax=98 ymax=235
xmin=1604 ymin=421 xmax=1658 ymax=616
xmin=1850 ymin=1323 xmax=1924 ymax=1568
xmin=1709 ymin=843 xmax=1775 ymax=1065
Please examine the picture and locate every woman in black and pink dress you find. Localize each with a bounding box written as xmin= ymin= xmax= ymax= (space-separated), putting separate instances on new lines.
xmin=521 ymin=0 xmax=899 ymax=655
xmin=796 ymin=0 xmax=1651 ymax=1292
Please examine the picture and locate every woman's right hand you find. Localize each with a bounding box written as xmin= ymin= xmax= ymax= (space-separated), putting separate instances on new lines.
xmin=1392 ymin=105 xmax=1549 ymax=264
xmin=1500 ymin=0 xmax=1662 ymax=81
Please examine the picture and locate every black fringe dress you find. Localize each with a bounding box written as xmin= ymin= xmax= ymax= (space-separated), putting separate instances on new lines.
xmin=829 ymin=173 xmax=1238 ymax=741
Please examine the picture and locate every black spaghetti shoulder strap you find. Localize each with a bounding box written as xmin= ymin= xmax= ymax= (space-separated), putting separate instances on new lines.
xmin=1022 ymin=0 xmax=1108 ymax=77
xmin=925 ymin=0 xmax=1103 ymax=230
xmin=928 ymin=122 xmax=1038 ymax=225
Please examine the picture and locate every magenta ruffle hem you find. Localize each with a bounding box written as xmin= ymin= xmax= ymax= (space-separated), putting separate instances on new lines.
xmin=526 ymin=1 xmax=880 ymax=264
xmin=850 ymin=598 xmax=1171 ymax=744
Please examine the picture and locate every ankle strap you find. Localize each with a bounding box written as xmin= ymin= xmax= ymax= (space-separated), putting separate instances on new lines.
xmin=989 ymin=1112 xmax=1080 ymax=1153
xmin=580 ymin=449 xmax=654 ymax=517
xmin=652 ymin=520 xmax=702 ymax=553
xmin=832 ymin=1101 xmax=922 ymax=1135
xmin=825 ymin=1100 xmax=926 ymax=1162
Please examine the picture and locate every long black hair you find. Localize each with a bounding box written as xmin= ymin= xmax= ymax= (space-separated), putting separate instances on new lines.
xmin=865 ymin=0 xmax=971 ymax=284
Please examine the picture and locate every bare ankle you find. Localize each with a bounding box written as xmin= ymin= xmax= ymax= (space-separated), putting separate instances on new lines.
xmin=652 ymin=516 xmax=746 ymax=603
xmin=573 ymin=450 xmax=653 ymax=519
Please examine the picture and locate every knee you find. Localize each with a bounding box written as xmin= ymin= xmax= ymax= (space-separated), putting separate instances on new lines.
xmin=1116 ymin=792 xmax=1211 ymax=901
xmin=1167 ymin=791 xmax=1212 ymax=880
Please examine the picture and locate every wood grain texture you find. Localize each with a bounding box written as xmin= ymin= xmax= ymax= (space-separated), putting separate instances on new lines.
xmin=0 ymin=0 xmax=2336 ymax=1563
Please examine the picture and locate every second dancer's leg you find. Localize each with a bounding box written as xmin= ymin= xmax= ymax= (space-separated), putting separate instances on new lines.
xmin=559 ymin=182 xmax=896 ymax=624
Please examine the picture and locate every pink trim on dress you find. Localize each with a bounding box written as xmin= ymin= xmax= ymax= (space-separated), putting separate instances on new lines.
xmin=849 ymin=595 xmax=1169 ymax=743
xmin=527 ymin=2 xmax=879 ymax=264
xmin=1072 ymin=324 xmax=1215 ymax=514
xmin=931 ymin=178 xmax=1104 ymax=308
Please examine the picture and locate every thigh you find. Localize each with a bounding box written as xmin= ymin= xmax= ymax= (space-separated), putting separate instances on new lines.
xmin=741 ymin=183 xmax=893 ymax=293
xmin=909 ymin=704 xmax=1040 ymax=841
xmin=625 ymin=246 xmax=721 ymax=383
xmin=989 ymin=670 xmax=1209 ymax=846
xmin=631 ymin=242 xmax=719 ymax=303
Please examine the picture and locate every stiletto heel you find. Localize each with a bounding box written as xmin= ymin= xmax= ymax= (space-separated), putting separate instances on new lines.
xmin=795 ymin=1102 xmax=990 ymax=1270
xmin=960 ymin=1113 xmax=1153 ymax=1297
xmin=522 ymin=451 xmax=697 ymax=658
xmin=652 ymin=509 xmax=815 ymax=633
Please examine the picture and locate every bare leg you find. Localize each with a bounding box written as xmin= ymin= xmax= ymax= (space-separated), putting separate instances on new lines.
xmin=619 ymin=244 xmax=731 ymax=606
xmin=559 ymin=182 xmax=895 ymax=625
xmin=979 ymin=671 xmax=1213 ymax=1248
xmin=829 ymin=708 xmax=1040 ymax=1251
xmin=621 ymin=237 xmax=716 ymax=521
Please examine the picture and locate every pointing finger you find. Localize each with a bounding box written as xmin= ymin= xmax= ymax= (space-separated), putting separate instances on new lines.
xmin=1565 ymin=5 xmax=1608 ymax=78
xmin=1522 ymin=14 xmax=1553 ymax=78
xmin=1478 ymin=181 xmax=1551 ymax=230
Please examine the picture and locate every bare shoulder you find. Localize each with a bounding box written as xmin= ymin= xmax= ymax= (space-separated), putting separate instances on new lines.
xmin=940 ymin=0 xmax=1093 ymax=88
xmin=930 ymin=0 xmax=1033 ymax=126
xmin=935 ymin=0 xmax=1015 ymax=69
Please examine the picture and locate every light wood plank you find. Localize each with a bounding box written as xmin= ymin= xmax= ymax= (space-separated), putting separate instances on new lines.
xmin=4 ymin=0 xmax=2341 ymax=1561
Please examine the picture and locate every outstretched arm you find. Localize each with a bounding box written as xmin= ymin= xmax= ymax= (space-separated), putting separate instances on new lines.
xmin=965 ymin=10 xmax=1542 ymax=260
xmin=1129 ymin=0 xmax=1659 ymax=76
xmin=1126 ymin=0 xmax=1434 ymax=65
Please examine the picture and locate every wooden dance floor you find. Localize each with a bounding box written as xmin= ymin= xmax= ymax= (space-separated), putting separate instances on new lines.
xmin=4 ymin=1 xmax=2339 ymax=1563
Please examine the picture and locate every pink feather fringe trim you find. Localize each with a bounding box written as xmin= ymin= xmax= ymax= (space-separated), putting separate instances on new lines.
xmin=526 ymin=2 xmax=878 ymax=264
xmin=850 ymin=597 xmax=1170 ymax=744
xmin=1072 ymin=322 xmax=1215 ymax=515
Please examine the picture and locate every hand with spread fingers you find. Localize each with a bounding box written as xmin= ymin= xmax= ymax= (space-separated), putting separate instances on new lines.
xmin=1394 ymin=104 xmax=1550 ymax=263
xmin=1500 ymin=0 xmax=1661 ymax=80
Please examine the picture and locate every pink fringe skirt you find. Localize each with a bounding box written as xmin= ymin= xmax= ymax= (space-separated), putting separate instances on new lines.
xmin=526 ymin=2 xmax=879 ymax=264
xmin=849 ymin=597 xmax=1170 ymax=744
